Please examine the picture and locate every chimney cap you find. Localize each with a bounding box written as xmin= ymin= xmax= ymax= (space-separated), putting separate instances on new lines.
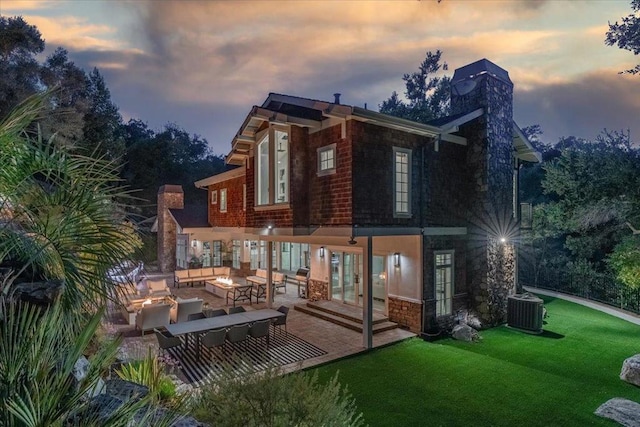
xmin=452 ymin=58 xmax=512 ymax=86
xmin=333 ymin=93 xmax=341 ymax=104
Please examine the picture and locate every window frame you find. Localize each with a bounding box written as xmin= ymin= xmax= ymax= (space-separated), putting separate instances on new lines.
xmin=434 ymin=250 xmax=455 ymax=317
xmin=254 ymin=125 xmax=290 ymax=207
xmin=220 ymin=188 xmax=227 ymax=212
xmin=317 ymin=143 xmax=337 ymax=176
xmin=211 ymin=189 xmax=217 ymax=205
xmin=393 ymin=147 xmax=412 ymax=218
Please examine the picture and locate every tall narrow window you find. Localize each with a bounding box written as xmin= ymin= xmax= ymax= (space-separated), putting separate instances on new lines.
xmin=393 ymin=147 xmax=411 ymax=217
xmin=435 ymin=251 xmax=454 ymax=317
xmin=232 ymin=240 xmax=241 ymax=269
xmin=242 ymin=184 xmax=246 ymax=211
xmin=275 ymin=129 xmax=289 ymax=203
xmin=256 ymin=127 xmax=289 ymax=206
xmin=257 ymin=135 xmax=269 ymax=205
xmin=220 ymin=188 xmax=227 ymax=212
xmin=211 ymin=190 xmax=217 ymax=205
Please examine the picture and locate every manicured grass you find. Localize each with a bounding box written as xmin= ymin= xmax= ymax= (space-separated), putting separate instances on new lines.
xmin=313 ymin=296 xmax=640 ymax=426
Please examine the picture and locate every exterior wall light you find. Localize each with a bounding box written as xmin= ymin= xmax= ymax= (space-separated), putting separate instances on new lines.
xmin=320 ymin=246 xmax=325 ymax=258
xmin=192 ymin=239 xmax=198 ymax=248
xmin=394 ymin=252 xmax=400 ymax=267
xmin=500 ymin=237 xmax=507 ymax=244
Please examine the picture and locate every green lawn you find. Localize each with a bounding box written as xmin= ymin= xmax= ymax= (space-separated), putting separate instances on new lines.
xmin=313 ymin=296 xmax=640 ymax=426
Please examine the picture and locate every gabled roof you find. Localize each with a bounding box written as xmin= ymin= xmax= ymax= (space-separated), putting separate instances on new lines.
xmin=194 ymin=166 xmax=244 ymax=188
xmin=225 ymin=91 xmax=540 ymax=165
xmin=428 ymin=109 xmax=541 ymax=163
xmin=169 ymin=205 xmax=209 ymax=228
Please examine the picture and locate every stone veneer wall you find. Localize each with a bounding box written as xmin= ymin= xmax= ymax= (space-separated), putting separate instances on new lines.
xmin=451 ymin=61 xmax=517 ymax=325
xmin=157 ymin=185 xmax=184 ymax=273
xmin=307 ymin=279 xmax=329 ymax=301
xmin=236 ymin=261 xmax=252 ymax=278
xmin=387 ymin=296 xmax=422 ymax=333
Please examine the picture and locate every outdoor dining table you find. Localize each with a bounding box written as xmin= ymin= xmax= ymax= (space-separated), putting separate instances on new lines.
xmin=165 ymin=308 xmax=285 ymax=361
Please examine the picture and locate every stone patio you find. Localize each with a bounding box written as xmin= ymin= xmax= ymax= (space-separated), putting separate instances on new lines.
xmin=106 ymin=272 xmax=415 ymax=381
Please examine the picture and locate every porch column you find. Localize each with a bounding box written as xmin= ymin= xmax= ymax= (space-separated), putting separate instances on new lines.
xmin=266 ymin=240 xmax=273 ymax=309
xmin=362 ymin=236 xmax=373 ymax=349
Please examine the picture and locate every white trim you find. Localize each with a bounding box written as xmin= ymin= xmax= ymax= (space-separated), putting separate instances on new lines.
xmin=423 ymin=227 xmax=467 ymax=236
xmin=387 ymin=294 xmax=422 ymax=304
xmin=317 ymin=143 xmax=337 ymax=176
xmin=195 ymin=167 xmax=244 ymax=188
xmin=220 ymin=188 xmax=227 ymax=212
xmin=434 ymin=250 xmax=455 ymax=316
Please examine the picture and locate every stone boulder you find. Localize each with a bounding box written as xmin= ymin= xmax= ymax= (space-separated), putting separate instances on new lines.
xmin=595 ymin=398 xmax=640 ymax=427
xmin=451 ymin=324 xmax=480 ymax=342
xmin=620 ymin=354 xmax=640 ymax=387
xmin=73 ymin=356 xmax=105 ymax=398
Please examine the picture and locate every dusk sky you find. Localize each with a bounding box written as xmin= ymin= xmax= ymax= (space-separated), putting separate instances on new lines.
xmin=2 ymin=0 xmax=639 ymax=155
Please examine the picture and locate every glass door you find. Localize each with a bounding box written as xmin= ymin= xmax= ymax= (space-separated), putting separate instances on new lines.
xmin=331 ymin=251 xmax=362 ymax=306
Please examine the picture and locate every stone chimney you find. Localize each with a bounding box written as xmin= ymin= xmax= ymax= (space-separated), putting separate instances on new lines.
xmin=451 ymin=59 xmax=516 ymax=325
xmin=157 ymin=185 xmax=184 ymax=273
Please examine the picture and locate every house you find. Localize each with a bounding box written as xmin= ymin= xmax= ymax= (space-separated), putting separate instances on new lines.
xmin=156 ymin=59 xmax=541 ymax=347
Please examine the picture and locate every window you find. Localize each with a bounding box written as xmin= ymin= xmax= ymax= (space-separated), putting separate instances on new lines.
xmin=211 ymin=190 xmax=217 ymax=205
xmin=256 ymin=127 xmax=289 ymax=206
xmin=212 ymin=240 xmax=222 ymax=267
xmin=317 ymin=144 xmax=336 ymax=176
xmin=435 ymin=251 xmax=454 ymax=317
xmin=393 ymin=147 xmax=411 ymax=217
xmin=242 ymin=184 xmax=246 ymax=211
xmin=220 ymin=188 xmax=227 ymax=212
xmin=232 ymin=240 xmax=241 ymax=269
xmin=257 ymin=135 xmax=269 ymax=205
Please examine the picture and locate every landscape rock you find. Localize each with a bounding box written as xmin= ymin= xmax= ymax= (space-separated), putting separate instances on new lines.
xmin=73 ymin=356 xmax=105 ymax=397
xmin=620 ymin=354 xmax=640 ymax=387
xmin=451 ymin=324 xmax=480 ymax=342
xmin=595 ymin=398 xmax=640 ymax=427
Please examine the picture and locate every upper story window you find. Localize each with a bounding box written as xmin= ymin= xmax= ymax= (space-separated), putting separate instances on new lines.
xmin=317 ymin=143 xmax=337 ymax=176
xmin=220 ymin=188 xmax=227 ymax=212
xmin=256 ymin=126 xmax=289 ymax=206
xmin=393 ymin=147 xmax=411 ymax=217
xmin=211 ymin=190 xmax=217 ymax=205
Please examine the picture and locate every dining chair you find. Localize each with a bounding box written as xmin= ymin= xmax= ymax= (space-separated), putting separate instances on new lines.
xmin=187 ymin=312 xmax=206 ymax=321
xmin=154 ymin=328 xmax=182 ymax=356
xmin=249 ymin=319 xmax=271 ymax=350
xmin=206 ymin=308 xmax=228 ymax=317
xmin=225 ymin=323 xmax=250 ymax=353
xmin=272 ymin=305 xmax=289 ymax=337
xmin=228 ymin=306 xmax=246 ymax=314
xmin=201 ymin=328 xmax=227 ymax=361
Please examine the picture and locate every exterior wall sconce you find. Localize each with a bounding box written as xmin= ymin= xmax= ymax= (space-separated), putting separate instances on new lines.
xmin=394 ymin=252 xmax=400 ymax=267
xmin=192 ymin=239 xmax=198 ymax=248
xmin=500 ymin=236 xmax=507 ymax=244
xmin=320 ymin=246 xmax=325 ymax=258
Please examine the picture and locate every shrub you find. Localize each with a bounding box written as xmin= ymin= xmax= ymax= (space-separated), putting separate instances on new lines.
xmin=115 ymin=348 xmax=178 ymax=404
xmin=190 ymin=361 xmax=364 ymax=427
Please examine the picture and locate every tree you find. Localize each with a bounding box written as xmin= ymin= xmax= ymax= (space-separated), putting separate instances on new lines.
xmin=39 ymin=47 xmax=90 ymax=148
xmin=379 ymin=50 xmax=451 ymax=123
xmin=0 ymin=16 xmax=44 ymax=119
xmin=82 ymin=68 xmax=125 ymax=162
xmin=605 ymin=0 xmax=640 ymax=75
xmin=538 ymin=130 xmax=640 ymax=264
xmin=0 ymin=93 xmax=140 ymax=307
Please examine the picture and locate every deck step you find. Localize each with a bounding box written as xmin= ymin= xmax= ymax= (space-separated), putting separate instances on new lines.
xmin=294 ymin=303 xmax=398 ymax=334
xmin=305 ymin=300 xmax=389 ymax=325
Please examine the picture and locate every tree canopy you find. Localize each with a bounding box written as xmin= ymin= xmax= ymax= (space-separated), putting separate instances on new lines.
xmin=379 ymin=49 xmax=451 ymax=122
xmin=605 ymin=0 xmax=640 ymax=74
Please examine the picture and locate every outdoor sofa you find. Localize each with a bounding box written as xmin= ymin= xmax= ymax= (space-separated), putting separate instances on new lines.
xmin=174 ymin=266 xmax=231 ymax=288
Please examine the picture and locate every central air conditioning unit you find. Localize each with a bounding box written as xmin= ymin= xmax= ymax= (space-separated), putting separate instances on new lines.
xmin=507 ymin=293 xmax=544 ymax=333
